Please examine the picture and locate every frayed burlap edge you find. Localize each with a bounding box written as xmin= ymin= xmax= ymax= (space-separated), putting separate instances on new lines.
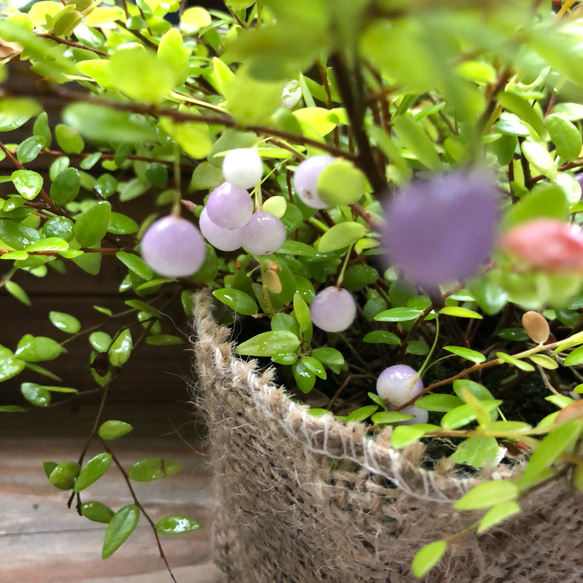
xmin=192 ymin=289 xmax=583 ymax=583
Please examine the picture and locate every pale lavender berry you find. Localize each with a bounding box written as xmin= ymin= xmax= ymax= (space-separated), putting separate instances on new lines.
xmin=241 ymin=211 xmax=286 ymax=255
xmin=141 ymin=216 xmax=205 ymax=277
xmin=199 ymin=207 xmax=243 ymax=252
xmin=397 ymin=405 xmax=429 ymax=425
xmin=310 ymin=287 xmax=357 ymax=332
xmin=222 ymin=148 xmax=263 ymax=189
xmin=206 ymin=182 xmax=254 ymax=230
xmin=377 ymin=364 xmax=423 ymax=408
xmin=293 ymin=155 xmax=335 ymax=209
xmin=382 ymin=171 xmax=498 ymax=288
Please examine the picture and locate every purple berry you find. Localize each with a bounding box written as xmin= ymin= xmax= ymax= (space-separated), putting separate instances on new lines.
xmin=382 ymin=171 xmax=498 ymax=288
xmin=397 ymin=405 xmax=429 ymax=425
xmin=199 ymin=207 xmax=243 ymax=252
xmin=141 ymin=216 xmax=206 ymax=277
xmin=293 ymin=155 xmax=335 ymax=209
xmin=241 ymin=211 xmax=286 ymax=255
xmin=377 ymin=364 xmax=423 ymax=408
xmin=206 ymin=182 xmax=254 ymax=230
xmin=310 ymin=287 xmax=357 ymax=332
xmin=222 ymin=148 xmax=263 ymax=189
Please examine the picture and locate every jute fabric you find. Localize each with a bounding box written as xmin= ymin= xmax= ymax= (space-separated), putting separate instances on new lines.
xmin=193 ymin=289 xmax=583 ymax=582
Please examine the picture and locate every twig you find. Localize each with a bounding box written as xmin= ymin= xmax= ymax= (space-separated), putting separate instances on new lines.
xmin=39 ymin=33 xmax=107 ymax=57
xmin=99 ymin=438 xmax=178 ymax=583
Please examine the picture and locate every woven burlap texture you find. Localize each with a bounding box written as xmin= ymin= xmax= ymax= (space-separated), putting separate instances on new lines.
xmin=193 ymin=289 xmax=583 ymax=583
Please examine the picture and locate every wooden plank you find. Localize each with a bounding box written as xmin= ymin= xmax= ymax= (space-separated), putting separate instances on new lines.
xmin=0 ymin=440 xmax=216 ymax=583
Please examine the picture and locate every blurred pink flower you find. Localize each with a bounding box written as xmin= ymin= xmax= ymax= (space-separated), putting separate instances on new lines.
xmin=499 ymin=219 xmax=583 ymax=271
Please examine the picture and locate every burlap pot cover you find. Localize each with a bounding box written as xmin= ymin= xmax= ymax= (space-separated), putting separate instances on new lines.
xmin=193 ymin=289 xmax=583 ymax=583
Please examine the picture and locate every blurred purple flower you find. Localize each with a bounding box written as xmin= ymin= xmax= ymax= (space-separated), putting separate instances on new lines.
xmin=382 ymin=171 xmax=498 ymax=288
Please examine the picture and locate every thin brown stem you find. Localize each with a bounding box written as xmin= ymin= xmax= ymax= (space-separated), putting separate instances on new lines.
xmin=39 ymin=34 xmax=107 ymax=57
xmin=99 ymin=439 xmax=178 ymax=583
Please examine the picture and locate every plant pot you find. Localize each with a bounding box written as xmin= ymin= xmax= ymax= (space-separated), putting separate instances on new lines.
xmin=193 ymin=290 xmax=583 ymax=583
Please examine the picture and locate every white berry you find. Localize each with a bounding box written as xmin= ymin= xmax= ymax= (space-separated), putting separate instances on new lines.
xmin=222 ymin=148 xmax=263 ymax=189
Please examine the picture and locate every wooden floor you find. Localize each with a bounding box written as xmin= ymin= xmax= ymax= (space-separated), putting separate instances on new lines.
xmin=0 ymin=393 xmax=218 ymax=583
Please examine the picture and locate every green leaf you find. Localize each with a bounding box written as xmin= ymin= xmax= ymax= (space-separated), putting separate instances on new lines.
xmin=159 ymin=117 xmax=212 ymax=160
xmin=468 ymin=276 xmax=508 ymax=315
xmin=501 ymin=182 xmax=569 ymax=231
xmin=235 ymin=331 xmax=300 ymax=357
xmin=0 ymin=98 xmax=41 ymax=131
xmin=391 ymin=424 xmax=437 ymax=448
xmin=109 ymin=329 xmax=132 ymax=367
xmin=146 ymin=334 xmax=185 ymax=346
xmin=5 ymin=280 xmax=31 ymax=306
xmin=363 ymin=330 xmax=401 ymax=345
xmin=55 ymin=124 xmax=84 ymax=154
xmin=412 ymin=541 xmax=447 ymax=578
xmin=374 ymin=307 xmax=422 ymax=322
xmin=439 ymin=306 xmax=482 ymax=319
xmin=443 ymin=346 xmax=486 ymax=364
xmin=0 ymin=405 xmax=25 ymax=412
xmin=519 ymin=421 xmax=583 ymax=487
xmin=317 ymin=222 xmax=367 ymax=253
xmin=109 ymin=46 xmax=175 ymax=104
xmin=497 ymin=91 xmax=545 ymax=137
xmin=15 ymin=335 xmax=64 ymax=362
xmin=48 ymin=461 xmax=80 ymax=490
xmin=50 ymin=168 xmax=80 ymax=205
xmin=81 ymin=501 xmax=115 ymax=524
xmin=498 ymin=327 xmax=530 ymax=341
xmin=453 ymin=380 xmax=494 ymax=402
xmin=392 ymin=115 xmax=441 ymax=170
xmin=74 ymin=453 xmax=112 ymax=492
xmin=311 ymin=346 xmax=345 ymax=368
xmin=80 ymin=151 xmax=101 ymax=170
xmin=316 ymin=159 xmax=367 ymax=206
xmin=95 ymin=174 xmax=118 ymax=198
xmin=415 ymin=394 xmax=463 ymax=412
xmin=107 ymin=213 xmax=139 ymax=235
xmin=181 ymin=6 xmax=212 ymax=31
xmin=294 ymin=107 xmax=339 ymax=136
xmin=477 ymin=501 xmax=521 ymax=534
xmin=496 ymin=352 xmax=535 ymax=372
xmin=293 ymin=292 xmax=313 ymax=344
xmin=371 ymin=411 xmax=415 ymax=425
xmin=75 ymin=201 xmax=111 ymax=247
xmin=278 ymin=240 xmax=319 ymax=256
xmin=145 ymin=163 xmax=168 ymax=189
xmin=521 ymin=139 xmax=557 ymax=180
xmin=563 ymin=345 xmax=583 ymax=366
xmin=17 ymin=136 xmax=44 ymax=164
xmin=529 ymin=354 xmax=558 ymax=369
xmin=346 ymin=405 xmax=378 ymax=423
xmin=26 ymin=238 xmax=68 ymax=253
xmin=102 ymin=505 xmax=140 ymax=559
xmin=406 ymin=340 xmax=429 ymax=355
xmin=450 ymin=436 xmax=500 ymax=468
xmin=63 ymin=104 xmax=157 ymax=143
xmin=98 ymin=420 xmax=134 ymax=440
xmin=21 ymin=382 xmax=51 ymax=407
xmin=156 ymin=515 xmax=203 ymax=536
xmin=89 ymin=331 xmax=111 ymax=352
xmin=213 ymin=288 xmax=258 ymax=316
xmin=454 ymin=480 xmax=518 ymax=510
xmin=157 ymin=27 xmax=189 ymax=87
xmin=546 ymin=114 xmax=581 ymax=160
xmin=292 ymin=358 xmax=316 ymax=393
xmin=128 ymin=458 xmax=182 ymax=482
xmin=116 ymin=252 xmax=153 ymax=281
xmin=12 ymin=170 xmax=43 ymax=200
xmin=441 ymin=400 xmax=502 ymax=429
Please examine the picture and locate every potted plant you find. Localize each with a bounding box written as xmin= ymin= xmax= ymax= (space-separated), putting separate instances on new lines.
xmin=1 ymin=0 xmax=582 ymax=581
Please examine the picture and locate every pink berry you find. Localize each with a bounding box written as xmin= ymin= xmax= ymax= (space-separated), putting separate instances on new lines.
xmin=141 ymin=216 xmax=205 ymax=277
xmin=206 ymin=182 xmax=254 ymax=230
xmin=241 ymin=212 xmax=286 ymax=255
xmin=293 ymin=155 xmax=335 ymax=209
xmin=310 ymin=287 xmax=357 ymax=332
xmin=376 ymin=364 xmax=423 ymax=408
